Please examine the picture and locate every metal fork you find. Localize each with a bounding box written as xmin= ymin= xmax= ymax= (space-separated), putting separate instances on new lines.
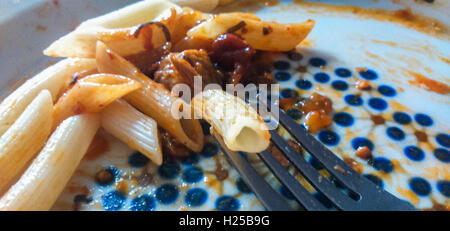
xmin=214 ymin=107 xmax=416 ymax=211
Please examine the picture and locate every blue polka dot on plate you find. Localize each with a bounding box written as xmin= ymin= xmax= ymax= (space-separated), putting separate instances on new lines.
xmin=236 ymin=178 xmax=252 ymax=194
xmin=393 ymin=112 xmax=412 ymax=125
xmin=274 ymin=72 xmax=291 ymax=81
xmin=433 ymin=148 xmax=450 ymax=163
xmin=435 ymin=133 xmax=450 ymax=148
xmin=216 ymin=196 xmax=240 ymax=211
xmin=359 ymin=69 xmax=378 ymax=80
xmin=344 ymin=94 xmax=363 ymax=106
xmin=130 ymin=194 xmax=155 ymax=211
xmin=182 ymin=166 xmax=204 ymax=183
xmin=318 ymin=130 xmax=340 ymax=146
xmin=386 ymin=126 xmax=405 ymax=141
xmin=373 ymin=157 xmax=393 ymax=173
xmin=404 ymin=146 xmax=425 ymax=161
xmin=273 ymin=60 xmax=290 ymax=70
xmin=128 ymin=151 xmax=150 ymax=168
xmin=200 ymin=142 xmax=219 ymax=158
xmin=158 ymin=161 xmax=180 ymax=179
xmin=351 ymin=137 xmax=374 ymax=151
xmin=378 ymin=85 xmax=396 ymax=97
xmin=414 ymin=113 xmax=433 ymax=126
xmin=335 ymin=68 xmax=352 ymax=78
xmin=409 ymin=177 xmax=431 ymax=196
xmin=437 ymin=180 xmax=450 ymax=198
xmin=314 ymin=72 xmax=330 ymax=83
xmin=333 ymin=112 xmax=354 ymax=127
xmin=280 ymin=88 xmax=299 ymax=98
xmin=102 ymin=190 xmax=126 ymax=211
xmin=155 ymin=184 xmax=179 ymax=205
xmin=331 ymin=80 xmax=348 ymax=91
xmin=368 ymin=97 xmax=388 ymax=111
xmin=296 ymin=79 xmax=312 ymax=90
xmin=185 ymin=188 xmax=208 ymax=207
xmin=364 ymin=174 xmax=384 ymax=188
xmin=309 ymin=57 xmax=327 ymax=67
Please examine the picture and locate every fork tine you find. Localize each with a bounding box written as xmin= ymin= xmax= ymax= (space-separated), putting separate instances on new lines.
xmin=273 ymin=108 xmax=416 ymax=210
xmin=213 ymin=134 xmax=293 ymax=211
xmin=258 ymin=150 xmax=328 ymax=210
xmin=275 ymin=108 xmax=369 ymax=193
xmin=269 ymin=131 xmax=358 ymax=210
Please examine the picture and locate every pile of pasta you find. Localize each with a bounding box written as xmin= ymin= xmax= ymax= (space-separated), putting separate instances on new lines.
xmin=0 ymin=0 xmax=314 ymax=210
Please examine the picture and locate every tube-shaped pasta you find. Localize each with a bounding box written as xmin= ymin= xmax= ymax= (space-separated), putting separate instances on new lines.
xmin=0 ymin=90 xmax=53 ymax=193
xmin=170 ymin=0 xmax=219 ymax=12
xmin=44 ymin=0 xmax=181 ymax=58
xmin=0 ymin=58 xmax=96 ymax=136
xmin=0 ymin=114 xmax=100 ymax=211
xmin=96 ymin=41 xmax=204 ymax=152
xmin=187 ymin=13 xmax=315 ymax=51
xmin=192 ymin=89 xmax=270 ymax=153
xmin=52 ymin=73 xmax=141 ymax=128
xmin=101 ymin=99 xmax=162 ymax=165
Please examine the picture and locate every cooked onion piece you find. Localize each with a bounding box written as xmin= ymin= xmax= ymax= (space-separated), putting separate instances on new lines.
xmin=53 ymin=73 xmax=141 ymax=128
xmin=0 ymin=90 xmax=53 ymax=193
xmin=96 ymin=41 xmax=204 ymax=152
xmin=101 ymin=100 xmax=162 ymax=165
xmin=187 ymin=13 xmax=315 ymax=51
xmin=192 ymin=89 xmax=270 ymax=153
xmin=44 ymin=0 xmax=181 ymax=58
xmin=0 ymin=114 xmax=100 ymax=211
xmin=0 ymin=58 xmax=96 ymax=136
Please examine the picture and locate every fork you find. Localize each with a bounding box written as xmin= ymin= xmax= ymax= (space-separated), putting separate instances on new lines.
xmin=213 ymin=106 xmax=416 ymax=211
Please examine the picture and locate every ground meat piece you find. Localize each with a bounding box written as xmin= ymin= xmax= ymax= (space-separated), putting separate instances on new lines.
xmin=269 ymin=144 xmax=290 ymax=167
xmin=209 ymin=33 xmax=273 ymax=84
xmin=158 ymin=127 xmax=190 ymax=157
xmin=299 ymin=92 xmax=333 ymax=133
xmin=355 ymin=146 xmax=372 ymax=160
xmin=304 ymin=110 xmax=332 ymax=134
xmin=301 ymin=92 xmax=333 ymax=114
xmin=154 ymin=49 xmax=223 ymax=93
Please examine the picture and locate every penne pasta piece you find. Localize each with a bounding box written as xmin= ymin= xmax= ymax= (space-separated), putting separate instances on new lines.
xmin=0 ymin=58 xmax=96 ymax=136
xmin=96 ymin=41 xmax=204 ymax=152
xmin=0 ymin=114 xmax=100 ymax=211
xmin=192 ymin=89 xmax=270 ymax=153
xmin=101 ymin=99 xmax=162 ymax=165
xmin=44 ymin=0 xmax=181 ymax=58
xmin=187 ymin=13 xmax=315 ymax=51
xmin=0 ymin=90 xmax=53 ymax=193
xmin=52 ymin=73 xmax=141 ymax=128
xmin=170 ymin=0 xmax=219 ymax=12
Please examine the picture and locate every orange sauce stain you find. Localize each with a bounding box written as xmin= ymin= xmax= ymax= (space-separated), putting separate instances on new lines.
xmin=371 ymin=39 xmax=398 ymax=47
xmin=405 ymin=70 xmax=450 ymax=94
xmin=439 ymin=56 xmax=450 ymax=64
xmin=292 ymin=1 xmax=447 ymax=37
xmin=390 ymin=101 xmax=409 ymax=112
xmin=84 ymin=132 xmax=110 ymax=161
xmin=298 ymin=38 xmax=315 ymax=47
xmin=396 ymin=186 xmax=419 ymax=205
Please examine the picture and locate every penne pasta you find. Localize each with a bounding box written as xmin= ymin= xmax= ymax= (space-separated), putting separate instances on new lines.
xmin=52 ymin=73 xmax=141 ymax=128
xmin=0 ymin=90 xmax=53 ymax=193
xmin=101 ymin=99 xmax=162 ymax=165
xmin=170 ymin=0 xmax=219 ymax=12
xmin=0 ymin=114 xmax=100 ymax=211
xmin=44 ymin=0 xmax=181 ymax=58
xmin=187 ymin=13 xmax=315 ymax=51
xmin=96 ymin=41 xmax=204 ymax=152
xmin=192 ymin=89 xmax=270 ymax=153
xmin=0 ymin=58 xmax=96 ymax=136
